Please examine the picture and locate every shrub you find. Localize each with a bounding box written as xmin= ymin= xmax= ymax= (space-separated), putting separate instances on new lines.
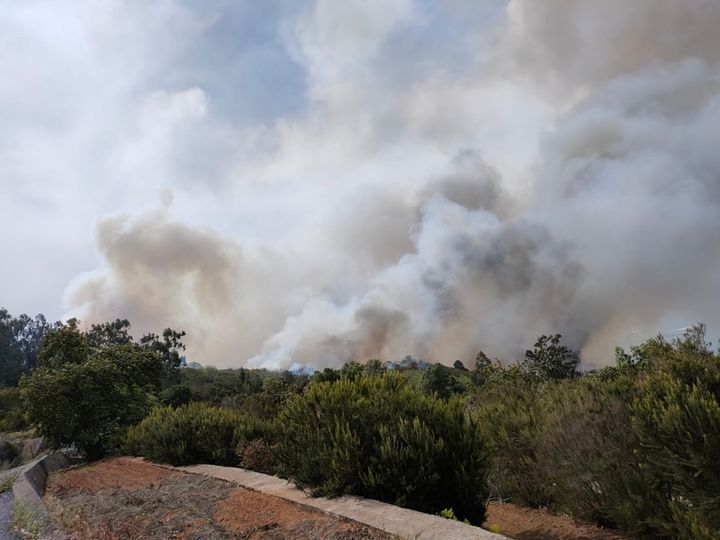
xmin=160 ymin=384 xmax=193 ymax=408
xmin=632 ymin=343 xmax=720 ymax=539
xmin=534 ymin=374 xmax=661 ymax=534
xmin=420 ymin=364 xmax=463 ymax=399
xmin=473 ymin=372 xmax=549 ymax=505
xmin=0 ymin=387 xmax=27 ymax=432
xmin=276 ymin=373 xmax=490 ymax=524
xmin=0 ymin=438 xmax=21 ymax=469
xmin=237 ymin=438 xmax=278 ymax=474
xmin=124 ymin=402 xmax=255 ymax=466
xmin=472 ymin=325 xmax=720 ymax=539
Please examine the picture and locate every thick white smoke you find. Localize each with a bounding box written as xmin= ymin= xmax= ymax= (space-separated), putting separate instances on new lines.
xmin=64 ymin=1 xmax=720 ymax=369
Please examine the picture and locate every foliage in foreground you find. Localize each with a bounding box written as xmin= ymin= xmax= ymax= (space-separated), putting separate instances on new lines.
xmin=472 ymin=325 xmax=720 ymax=539
xmin=0 ymin=387 xmax=26 ymax=431
xmin=123 ymin=402 xmax=267 ymax=466
xmin=21 ymin=346 xmax=161 ymax=459
xmin=277 ymin=373 xmax=490 ymax=525
xmin=18 ymin=319 xmax=187 ymax=460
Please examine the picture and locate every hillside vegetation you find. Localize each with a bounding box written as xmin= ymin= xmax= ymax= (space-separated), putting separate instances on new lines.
xmin=1 ymin=308 xmax=718 ymax=538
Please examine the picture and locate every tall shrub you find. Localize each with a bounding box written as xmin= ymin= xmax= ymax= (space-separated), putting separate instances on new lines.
xmin=124 ymin=402 xmax=253 ymax=466
xmin=632 ymin=347 xmax=720 ymax=539
xmin=276 ymin=373 xmax=490 ymax=524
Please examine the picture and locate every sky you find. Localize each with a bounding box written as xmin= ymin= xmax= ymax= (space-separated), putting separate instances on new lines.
xmin=2 ymin=1 xmax=720 ymax=369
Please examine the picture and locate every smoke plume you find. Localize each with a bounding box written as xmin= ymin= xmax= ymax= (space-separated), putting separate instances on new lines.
xmin=64 ymin=1 xmax=720 ymax=369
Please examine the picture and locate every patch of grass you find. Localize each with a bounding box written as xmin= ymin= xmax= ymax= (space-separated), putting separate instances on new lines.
xmin=0 ymin=474 xmax=16 ymax=493
xmin=488 ymin=523 xmax=502 ymax=534
xmin=12 ymin=500 xmax=45 ymax=539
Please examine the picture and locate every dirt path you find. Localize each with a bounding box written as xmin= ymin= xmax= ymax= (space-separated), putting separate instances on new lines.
xmin=45 ymin=458 xmax=392 ymax=539
xmin=485 ymin=502 xmax=629 ymax=540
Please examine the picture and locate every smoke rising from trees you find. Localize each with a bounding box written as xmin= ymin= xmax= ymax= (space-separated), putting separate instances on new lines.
xmin=60 ymin=1 xmax=720 ymax=369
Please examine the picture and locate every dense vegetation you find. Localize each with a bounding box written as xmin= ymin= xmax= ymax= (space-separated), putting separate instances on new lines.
xmin=2 ymin=304 xmax=719 ymax=538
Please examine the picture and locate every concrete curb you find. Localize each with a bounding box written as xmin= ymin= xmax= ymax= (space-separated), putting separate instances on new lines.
xmin=173 ymin=462 xmax=507 ymax=540
xmin=12 ymin=452 xmax=73 ymax=540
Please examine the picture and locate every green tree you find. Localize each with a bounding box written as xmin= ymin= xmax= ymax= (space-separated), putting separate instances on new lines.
xmin=21 ymin=344 xmax=162 ymax=459
xmin=0 ymin=308 xmax=58 ymax=386
xmin=340 ymin=361 xmax=364 ymax=381
xmin=140 ymin=328 xmax=187 ymax=385
xmin=453 ymin=360 xmax=468 ymax=371
xmin=37 ymin=319 xmax=90 ymax=367
xmin=420 ymin=364 xmax=463 ymax=399
xmin=85 ymin=318 xmax=133 ymax=350
xmin=365 ymin=358 xmax=386 ymax=376
xmin=523 ymin=334 xmax=578 ymax=380
xmin=312 ymin=367 xmax=339 ymax=384
xmin=160 ymin=384 xmax=194 ymax=408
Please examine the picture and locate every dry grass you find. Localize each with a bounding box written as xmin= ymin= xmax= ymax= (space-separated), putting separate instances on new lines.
xmin=45 ymin=458 xmax=392 ymax=540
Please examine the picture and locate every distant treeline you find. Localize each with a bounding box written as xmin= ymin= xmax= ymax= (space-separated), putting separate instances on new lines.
xmin=0 ymin=307 xmax=58 ymax=386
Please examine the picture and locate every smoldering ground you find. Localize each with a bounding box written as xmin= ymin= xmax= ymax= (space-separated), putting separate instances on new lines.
xmin=61 ymin=1 xmax=720 ymax=369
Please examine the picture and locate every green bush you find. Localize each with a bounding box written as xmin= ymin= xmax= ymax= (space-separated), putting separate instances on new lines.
xmin=473 ymin=373 xmax=549 ymax=506
xmin=276 ymin=372 xmax=490 ymax=524
xmin=160 ymin=384 xmax=193 ymax=408
xmin=632 ymin=344 xmax=720 ymax=539
xmin=472 ymin=325 xmax=720 ymax=539
xmin=0 ymin=388 xmax=27 ymax=432
xmin=20 ymin=345 xmax=162 ymax=460
xmin=533 ymin=373 xmax=661 ymax=535
xmin=124 ymin=402 xmax=256 ymax=466
xmin=0 ymin=438 xmax=21 ymax=469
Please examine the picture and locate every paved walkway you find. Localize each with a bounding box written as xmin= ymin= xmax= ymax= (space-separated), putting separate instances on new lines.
xmin=179 ymin=463 xmax=506 ymax=540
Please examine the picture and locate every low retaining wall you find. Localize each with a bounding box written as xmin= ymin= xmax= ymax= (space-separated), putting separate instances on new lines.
xmin=12 ymin=452 xmax=73 ymax=539
xmin=177 ymin=462 xmax=507 ymax=540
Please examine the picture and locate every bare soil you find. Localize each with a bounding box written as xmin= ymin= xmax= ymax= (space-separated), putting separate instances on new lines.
xmin=486 ymin=501 xmax=630 ymax=540
xmin=45 ymin=458 xmax=392 ymax=540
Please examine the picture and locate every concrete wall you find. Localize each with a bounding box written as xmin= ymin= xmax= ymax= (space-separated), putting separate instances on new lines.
xmin=12 ymin=452 xmax=72 ymax=540
xmin=178 ymin=462 xmax=508 ymax=540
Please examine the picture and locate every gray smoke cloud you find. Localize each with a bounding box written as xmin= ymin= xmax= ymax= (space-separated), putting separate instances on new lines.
xmin=63 ymin=1 xmax=720 ymax=369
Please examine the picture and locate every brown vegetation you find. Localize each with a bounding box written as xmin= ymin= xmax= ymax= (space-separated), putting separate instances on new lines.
xmin=485 ymin=502 xmax=628 ymax=540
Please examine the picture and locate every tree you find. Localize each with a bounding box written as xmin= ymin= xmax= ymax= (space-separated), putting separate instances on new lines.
xmin=421 ymin=364 xmax=463 ymax=399
xmin=340 ymin=361 xmax=364 ymax=381
xmin=0 ymin=312 xmax=23 ymax=387
xmin=523 ymin=334 xmax=578 ymax=380
xmin=453 ymin=360 xmax=468 ymax=371
xmin=140 ymin=328 xmax=187 ymax=385
xmin=0 ymin=308 xmax=58 ymax=386
xmin=21 ymin=344 xmax=163 ymax=459
xmin=471 ymin=351 xmax=493 ymax=386
xmin=312 ymin=367 xmax=339 ymax=384
xmin=365 ymin=358 xmax=387 ymax=375
xmin=85 ymin=318 xmax=133 ymax=350
xmin=37 ymin=319 xmax=89 ymax=367
xmin=160 ymin=384 xmax=193 ymax=408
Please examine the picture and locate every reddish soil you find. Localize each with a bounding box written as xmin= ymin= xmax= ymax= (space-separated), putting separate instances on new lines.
xmin=45 ymin=458 xmax=391 ymax=540
xmin=486 ymin=502 xmax=630 ymax=540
